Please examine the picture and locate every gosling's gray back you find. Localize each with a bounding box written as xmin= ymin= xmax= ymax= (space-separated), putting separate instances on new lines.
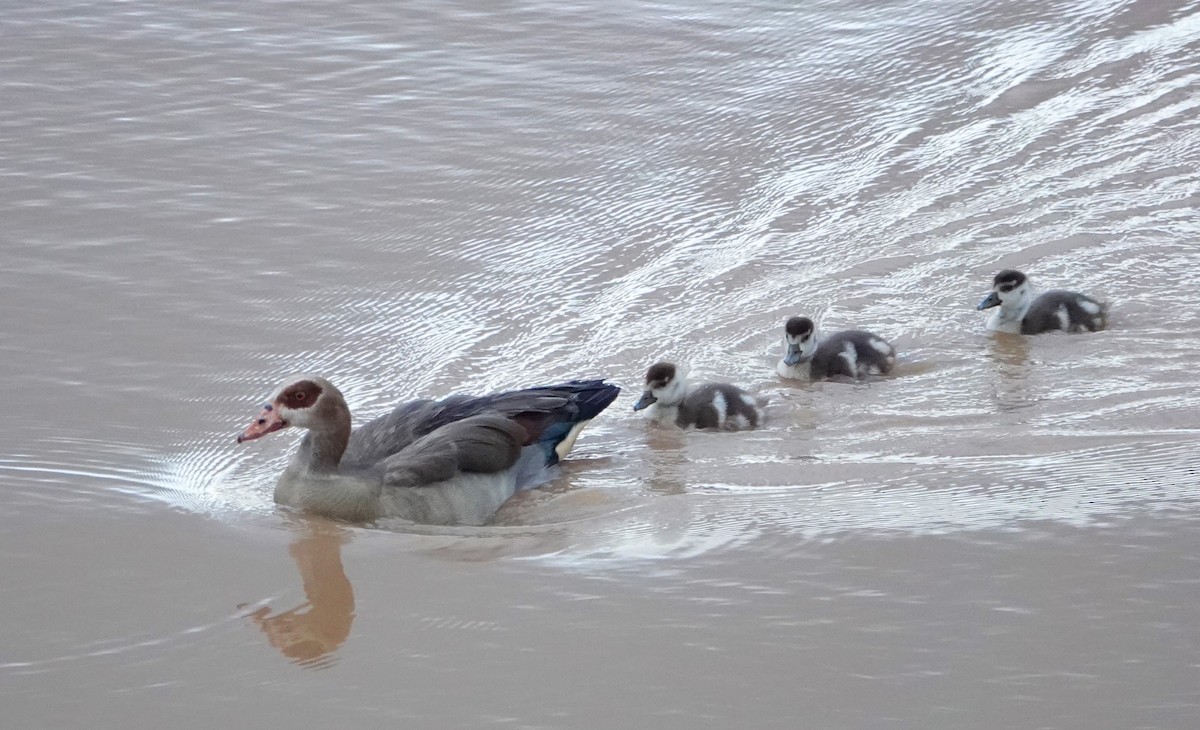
xmin=1020 ymin=290 xmax=1107 ymax=334
xmin=677 ymin=382 xmax=765 ymax=430
xmin=807 ymin=331 xmax=896 ymax=380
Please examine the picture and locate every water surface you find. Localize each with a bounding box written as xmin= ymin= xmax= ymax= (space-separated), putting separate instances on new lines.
xmin=3 ymin=0 xmax=1199 ymax=726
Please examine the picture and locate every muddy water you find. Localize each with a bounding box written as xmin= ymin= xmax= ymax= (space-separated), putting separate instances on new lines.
xmin=3 ymin=0 xmax=1200 ymax=726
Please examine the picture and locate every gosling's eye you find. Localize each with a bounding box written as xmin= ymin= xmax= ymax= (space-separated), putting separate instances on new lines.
xmin=295 ymin=392 xmax=306 ymax=400
xmin=257 ymin=418 xmax=266 ymax=425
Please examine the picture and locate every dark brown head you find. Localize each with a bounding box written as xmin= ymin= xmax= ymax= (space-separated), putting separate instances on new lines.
xmin=992 ymin=269 xmax=1027 ymax=289
xmin=978 ymin=269 xmax=1032 ymax=311
xmin=237 ymin=375 xmax=347 ymax=443
xmin=782 ymin=316 xmax=817 ymax=366
xmin=784 ymin=316 xmax=814 ymax=339
xmin=634 ymin=361 xmax=685 ymax=411
xmin=644 ymin=361 xmax=677 ymax=389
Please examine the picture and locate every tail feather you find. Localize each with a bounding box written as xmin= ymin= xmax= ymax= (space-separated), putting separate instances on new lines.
xmin=528 ymin=380 xmax=620 ymax=466
xmin=557 ymin=379 xmax=622 ymax=423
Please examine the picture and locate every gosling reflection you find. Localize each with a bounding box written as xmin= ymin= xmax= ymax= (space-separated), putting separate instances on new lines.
xmin=642 ymin=425 xmax=689 ymax=495
xmin=987 ymin=333 xmax=1035 ymax=412
xmin=246 ymin=519 xmax=354 ymax=669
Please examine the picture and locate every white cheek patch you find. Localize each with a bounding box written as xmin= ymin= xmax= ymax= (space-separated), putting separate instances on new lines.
xmin=869 ymin=338 xmax=892 ymax=356
xmin=654 ymin=377 xmax=687 ymax=406
xmin=732 ymin=414 xmax=750 ymax=430
xmin=740 ymin=393 xmax=757 ymax=408
xmin=1079 ymin=299 xmax=1101 ymax=315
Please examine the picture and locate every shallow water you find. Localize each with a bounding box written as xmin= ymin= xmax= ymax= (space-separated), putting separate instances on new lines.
xmin=3 ymin=0 xmax=1200 ymax=726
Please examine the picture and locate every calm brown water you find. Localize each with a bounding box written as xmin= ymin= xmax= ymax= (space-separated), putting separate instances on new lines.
xmin=3 ymin=0 xmax=1200 ymax=726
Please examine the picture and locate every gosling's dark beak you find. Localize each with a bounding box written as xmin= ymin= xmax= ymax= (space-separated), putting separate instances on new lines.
xmin=977 ymin=291 xmax=1001 ymax=310
xmin=782 ymin=343 xmax=803 ymax=366
xmin=632 ymin=391 xmax=657 ymax=411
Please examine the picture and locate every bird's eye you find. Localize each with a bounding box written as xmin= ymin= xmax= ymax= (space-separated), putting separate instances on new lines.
xmin=295 ymin=392 xmax=306 ymax=400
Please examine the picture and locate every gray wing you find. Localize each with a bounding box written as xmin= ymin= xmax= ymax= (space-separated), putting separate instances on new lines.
xmin=341 ymin=399 xmax=441 ymax=467
xmin=376 ymin=414 xmax=526 ymax=488
xmin=342 ymin=392 xmax=574 ymax=467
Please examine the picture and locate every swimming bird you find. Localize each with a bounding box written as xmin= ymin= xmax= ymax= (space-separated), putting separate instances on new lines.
xmin=977 ymin=269 xmax=1106 ymax=334
xmin=776 ymin=316 xmax=896 ymax=380
xmin=237 ymin=375 xmax=619 ymax=525
xmin=632 ymin=361 xmax=765 ymax=430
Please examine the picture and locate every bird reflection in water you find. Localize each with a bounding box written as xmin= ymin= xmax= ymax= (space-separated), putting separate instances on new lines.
xmin=986 ymin=332 xmax=1036 ymax=412
xmin=242 ymin=518 xmax=354 ymax=669
xmin=641 ymin=425 xmax=689 ymax=495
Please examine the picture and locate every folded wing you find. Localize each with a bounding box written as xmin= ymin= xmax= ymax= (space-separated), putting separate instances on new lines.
xmin=378 ymin=414 xmax=528 ymax=488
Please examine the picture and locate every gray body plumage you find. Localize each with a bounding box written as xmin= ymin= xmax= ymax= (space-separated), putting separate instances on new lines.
xmin=808 ymin=330 xmax=897 ymax=380
xmin=673 ymin=382 xmax=766 ymax=430
xmin=263 ymin=380 xmax=618 ymax=525
xmin=1017 ymin=290 xmax=1107 ymax=334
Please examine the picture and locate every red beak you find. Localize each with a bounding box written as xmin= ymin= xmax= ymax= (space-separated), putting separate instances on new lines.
xmin=237 ymin=406 xmax=288 ymax=443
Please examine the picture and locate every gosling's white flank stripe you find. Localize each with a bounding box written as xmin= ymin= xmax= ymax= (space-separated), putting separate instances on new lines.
xmin=711 ymin=391 xmax=727 ymax=427
xmin=839 ymin=341 xmax=858 ymax=377
xmin=1055 ymin=305 xmax=1070 ymax=331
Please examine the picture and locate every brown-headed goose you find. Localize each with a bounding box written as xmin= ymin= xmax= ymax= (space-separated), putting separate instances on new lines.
xmin=237 ymin=375 xmax=619 ymax=525
xmin=777 ymin=316 xmax=896 ymax=381
xmin=977 ymin=269 xmax=1107 ymax=334
xmin=632 ymin=361 xmax=765 ymax=431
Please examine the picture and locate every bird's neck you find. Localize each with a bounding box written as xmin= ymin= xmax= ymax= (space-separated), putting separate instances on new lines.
xmin=998 ymin=298 xmax=1031 ymax=323
xmin=295 ymin=414 xmax=351 ymax=475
